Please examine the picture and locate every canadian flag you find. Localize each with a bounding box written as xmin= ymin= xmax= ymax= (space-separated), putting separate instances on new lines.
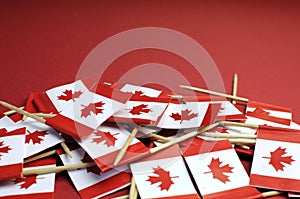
xmin=214 ymin=100 xmax=245 ymax=121
xmin=245 ymin=100 xmax=292 ymax=127
xmin=12 ymin=118 xmax=64 ymax=158
xmin=111 ymin=100 xmax=169 ymax=125
xmin=58 ymin=147 xmax=131 ymax=199
xmin=33 ymin=80 xmax=126 ymax=139
xmin=156 ymin=99 xmax=221 ymax=129
xmin=117 ymin=83 xmax=165 ymax=98
xmin=0 ymin=158 xmax=56 ymax=199
xmin=107 ymin=83 xmax=171 ymax=125
xmin=76 ymin=124 xmax=150 ymax=172
xmin=0 ymin=126 xmax=26 ymax=180
xmin=228 ymin=101 xmax=295 ymax=135
xmin=130 ymin=145 xmax=200 ymax=199
xmin=182 ymin=138 xmax=261 ymax=199
xmin=250 ymin=127 xmax=300 ymax=192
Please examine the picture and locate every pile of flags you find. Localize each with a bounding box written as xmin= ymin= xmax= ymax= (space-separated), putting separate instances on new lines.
xmin=0 ymin=77 xmax=299 ymax=199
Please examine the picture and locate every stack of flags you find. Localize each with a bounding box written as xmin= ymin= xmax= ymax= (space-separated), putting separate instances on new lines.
xmin=0 ymin=76 xmax=299 ymax=199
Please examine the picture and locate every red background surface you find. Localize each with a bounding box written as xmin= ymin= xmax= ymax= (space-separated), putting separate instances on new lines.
xmin=1 ymin=1 xmax=300 ymax=198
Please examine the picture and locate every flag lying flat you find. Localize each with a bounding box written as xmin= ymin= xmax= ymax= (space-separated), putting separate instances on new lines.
xmin=58 ymin=147 xmax=131 ymax=199
xmin=108 ymin=83 xmax=171 ymax=125
xmin=0 ymin=158 xmax=56 ymax=199
xmin=12 ymin=118 xmax=64 ymax=158
xmin=182 ymin=138 xmax=261 ymax=199
xmin=130 ymin=145 xmax=200 ymax=199
xmin=250 ymin=127 xmax=300 ymax=192
xmin=77 ymin=125 xmax=150 ymax=172
xmin=0 ymin=126 xmax=26 ymax=180
xmin=156 ymin=99 xmax=221 ymax=129
xmin=34 ymin=80 xmax=126 ymax=139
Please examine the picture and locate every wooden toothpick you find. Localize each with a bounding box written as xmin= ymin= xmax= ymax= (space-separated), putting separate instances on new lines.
xmin=201 ymin=137 xmax=256 ymax=144
xmin=112 ymin=195 xmax=129 ymax=199
xmin=58 ymin=132 xmax=73 ymax=158
xmin=24 ymin=150 xmax=57 ymax=164
xmin=4 ymin=106 xmax=24 ymax=116
xmin=0 ymin=101 xmax=49 ymax=123
xmin=219 ymin=120 xmax=259 ymax=129
xmin=60 ymin=142 xmax=73 ymax=158
xmin=179 ymin=85 xmax=249 ymax=102
xmin=232 ymin=73 xmax=238 ymax=104
xmin=250 ymin=190 xmax=283 ymax=198
xmin=129 ymin=177 xmax=138 ymax=199
xmin=149 ymin=133 xmax=171 ymax=143
xmin=261 ymin=191 xmax=283 ymax=198
xmin=113 ymin=126 xmax=139 ymax=166
xmin=23 ymin=162 xmax=96 ymax=176
xmin=202 ymin=132 xmax=257 ymax=139
xmin=150 ymin=123 xmax=219 ymax=154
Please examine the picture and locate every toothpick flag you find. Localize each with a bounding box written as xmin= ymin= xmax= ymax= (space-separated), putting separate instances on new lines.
xmin=156 ymin=99 xmax=221 ymax=129
xmin=12 ymin=118 xmax=64 ymax=158
xmin=246 ymin=101 xmax=292 ymax=126
xmin=76 ymin=125 xmax=150 ymax=172
xmin=0 ymin=158 xmax=56 ymax=199
xmin=0 ymin=127 xmax=26 ymax=180
xmin=58 ymin=147 xmax=131 ymax=199
xmin=118 ymin=83 xmax=165 ymax=98
xmin=107 ymin=83 xmax=171 ymax=125
xmin=182 ymin=138 xmax=261 ymax=199
xmin=250 ymin=127 xmax=300 ymax=192
xmin=130 ymin=145 xmax=200 ymax=199
xmin=33 ymin=80 xmax=126 ymax=139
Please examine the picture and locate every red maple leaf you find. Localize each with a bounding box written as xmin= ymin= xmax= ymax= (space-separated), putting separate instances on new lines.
xmin=132 ymin=90 xmax=145 ymax=97
xmin=129 ymin=104 xmax=151 ymax=115
xmin=57 ymin=89 xmax=83 ymax=101
xmin=147 ymin=166 xmax=178 ymax=191
xmin=13 ymin=175 xmax=38 ymax=189
xmin=92 ymin=131 xmax=119 ymax=147
xmin=170 ymin=109 xmax=198 ymax=124
xmin=81 ymin=101 xmax=105 ymax=118
xmin=81 ymin=152 xmax=101 ymax=175
xmin=263 ymin=147 xmax=295 ymax=171
xmin=0 ymin=141 xmax=11 ymax=160
xmin=204 ymin=157 xmax=234 ymax=183
xmin=25 ymin=130 xmax=48 ymax=144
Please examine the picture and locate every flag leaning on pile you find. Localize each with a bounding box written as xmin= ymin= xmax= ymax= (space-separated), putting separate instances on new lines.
xmin=12 ymin=118 xmax=64 ymax=158
xmin=58 ymin=147 xmax=131 ymax=199
xmin=182 ymin=138 xmax=261 ymax=199
xmin=33 ymin=79 xmax=127 ymax=139
xmin=77 ymin=124 xmax=150 ymax=171
xmin=0 ymin=123 xmax=26 ymax=180
xmin=0 ymin=158 xmax=56 ymax=199
xmin=130 ymin=144 xmax=200 ymax=199
xmin=156 ymin=98 xmax=221 ymax=129
xmin=108 ymin=84 xmax=171 ymax=125
xmin=250 ymin=127 xmax=300 ymax=192
xmin=223 ymin=100 xmax=295 ymax=135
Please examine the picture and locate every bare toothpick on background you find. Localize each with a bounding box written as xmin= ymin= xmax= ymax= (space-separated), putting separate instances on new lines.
xmin=180 ymin=85 xmax=248 ymax=102
xmin=232 ymin=73 xmax=238 ymax=104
